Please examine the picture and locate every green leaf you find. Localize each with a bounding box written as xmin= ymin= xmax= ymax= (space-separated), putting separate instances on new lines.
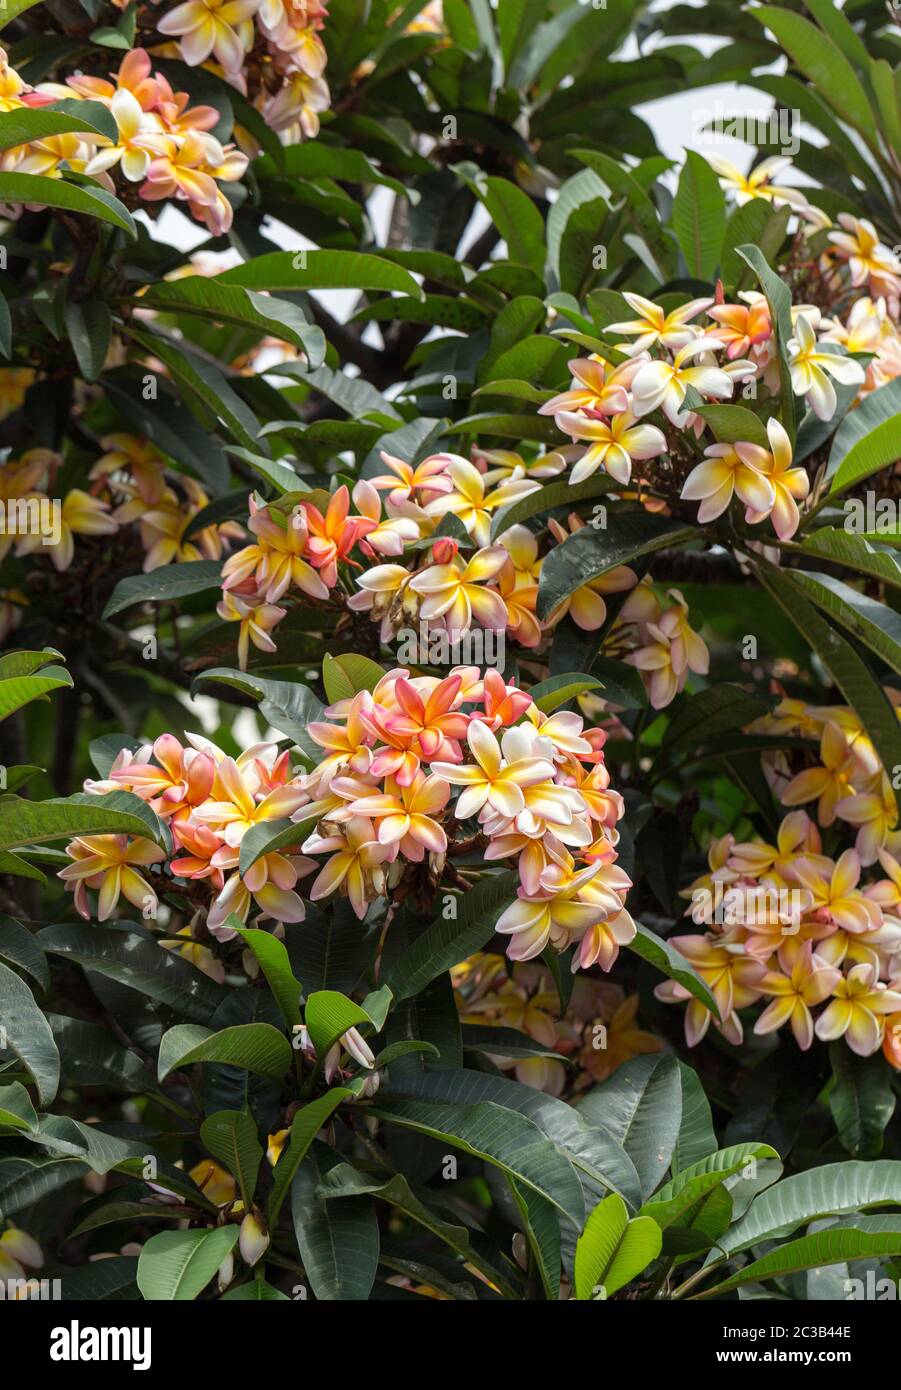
xmin=529 ymin=673 xmax=604 ymax=714
xmin=0 ymin=915 xmax=49 ymax=990
xmin=137 ymin=1226 xmax=239 ymax=1301
xmin=47 ymin=1013 xmax=153 ymax=1093
xmin=712 ymin=1159 xmax=901 ymax=1258
xmin=64 ymin=301 xmax=111 ymax=383
xmin=102 ymin=559 xmax=223 ymax=619
xmin=386 ymin=872 xmax=519 ymax=1001
xmin=0 ymin=665 xmax=72 ymax=720
xmin=369 ymin=1094 xmax=585 ymax=1228
xmin=698 ymin=1228 xmax=901 ymax=1298
xmin=641 ymin=1144 xmax=779 ymax=1230
xmin=573 ymin=1193 xmax=662 ymax=1299
xmin=462 ymin=174 xmax=546 ymax=276
xmin=752 ymin=6 xmax=877 ymax=140
xmin=0 ymin=171 xmax=135 ymax=235
xmin=827 ymin=378 xmax=901 ymax=496
xmin=575 ymin=1055 xmax=682 ymax=1202
xmin=792 ymin=570 xmax=901 ymax=677
xmin=377 ymin=1066 xmax=641 ymax=1209
xmin=316 ymin=1160 xmax=519 ymax=1298
xmin=489 ymin=474 xmax=615 ymax=539
xmin=304 ymin=990 xmax=374 ymax=1059
xmin=220 ymin=1280 xmax=289 ymax=1300
xmin=672 ymin=1062 xmax=717 ymax=1173
xmin=191 ymin=669 xmax=325 ymax=761
xmin=321 ymin=652 xmax=386 ymax=703
xmin=123 ymin=324 xmax=265 ymax=453
xmin=735 ymin=243 xmax=797 ymax=441
xmin=828 ymin=1045 xmax=896 ymax=1160
xmin=570 ymin=149 xmax=674 ymax=278
xmin=0 ymin=99 xmax=117 ymax=149
xmin=216 ymin=250 xmax=423 ymax=299
xmin=292 ymin=1148 xmax=379 ymax=1301
xmin=140 ymin=278 xmax=326 ymax=368
xmin=662 ymin=684 xmax=771 ymax=752
xmin=694 ymin=403 xmax=771 ymax=450
xmin=229 ymin=926 xmax=302 ymax=1030
xmin=537 ymin=513 xmax=696 ymax=621
xmin=0 ymin=961 xmax=59 ymax=1106
xmin=37 ymin=923 xmax=223 ymax=1025
xmin=721 ymin=200 xmax=789 ymax=290
xmin=800 ymin=528 xmax=901 ymax=590
xmin=626 ymin=923 xmax=720 ymax=1020
xmin=754 ymin=559 xmax=901 ymax=809
xmin=157 ymin=1023 xmax=292 ymax=1082
xmin=200 ymin=1109 xmax=263 ymax=1209
xmin=267 ymin=1089 xmax=351 ymax=1225
xmin=672 ymin=150 xmax=726 ymax=280
xmin=0 ymin=1081 xmax=38 ymax=1132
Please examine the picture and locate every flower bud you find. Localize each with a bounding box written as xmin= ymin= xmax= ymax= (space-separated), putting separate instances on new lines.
xmin=239 ymin=1211 xmax=270 ymax=1267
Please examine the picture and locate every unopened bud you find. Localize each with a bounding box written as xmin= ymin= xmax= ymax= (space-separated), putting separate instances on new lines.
xmin=432 ymin=537 xmax=459 ymax=564
xmin=217 ymin=1251 xmax=234 ymax=1291
xmin=239 ymin=1211 xmax=270 ymax=1267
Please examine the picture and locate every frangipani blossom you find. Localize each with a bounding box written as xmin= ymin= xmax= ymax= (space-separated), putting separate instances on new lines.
xmin=828 ymin=214 xmax=901 ymax=298
xmin=736 ymin=417 xmax=809 ymax=539
xmin=408 ymin=547 xmax=508 ymax=634
xmin=753 ymin=939 xmax=842 ymax=1050
xmin=631 ymin=339 xmax=749 ymax=427
xmin=606 ymin=293 xmax=713 ymax=354
xmin=815 ymin=963 xmax=901 ymax=1055
xmin=60 ymin=834 xmax=165 ymax=921
xmin=555 ymin=409 xmax=666 ymax=486
xmin=422 ymin=455 xmax=539 ymax=546
xmin=432 ymin=720 xmax=556 ymax=820
xmin=781 ymin=721 xmax=855 ymax=826
xmin=347 ymin=772 xmax=450 ymax=859
xmin=680 ymin=441 xmax=774 ymax=524
xmin=157 ymin=0 xmax=260 ymax=71
xmin=304 ymin=816 xmax=394 ymax=920
xmin=788 ymin=313 xmax=866 ymax=421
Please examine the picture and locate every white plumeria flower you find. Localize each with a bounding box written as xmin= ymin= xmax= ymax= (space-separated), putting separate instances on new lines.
xmin=83 ymin=88 xmax=154 ymax=182
xmin=631 ymin=338 xmax=747 ymax=427
xmin=706 ymin=154 xmax=822 ymax=221
xmin=554 ymin=408 xmax=666 ymax=485
xmin=787 ymin=313 xmax=866 ymax=421
xmin=605 ymin=292 xmax=713 ymax=354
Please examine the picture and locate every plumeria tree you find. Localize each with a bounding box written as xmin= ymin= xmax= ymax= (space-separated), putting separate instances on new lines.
xmin=1 ymin=0 xmax=901 ymax=1306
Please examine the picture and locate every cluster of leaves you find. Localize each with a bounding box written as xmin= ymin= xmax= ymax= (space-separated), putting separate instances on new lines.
xmin=1 ymin=0 xmax=901 ymax=1301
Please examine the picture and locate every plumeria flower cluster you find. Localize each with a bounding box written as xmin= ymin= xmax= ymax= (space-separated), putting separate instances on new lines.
xmin=155 ymin=0 xmax=330 ymax=146
xmin=751 ymin=694 xmax=901 ymax=868
xmin=58 ymin=668 xmax=634 ymax=979
xmin=0 ymin=437 xmax=242 ymax=593
xmin=219 ymin=455 xmax=641 ymax=670
xmin=659 ymin=810 xmax=901 ymax=1065
xmin=0 ymin=47 xmax=248 ymax=234
xmin=453 ymin=951 xmax=661 ymax=1095
xmin=609 ymin=577 xmax=710 ymax=710
xmin=541 ymin=263 xmax=895 ymax=541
